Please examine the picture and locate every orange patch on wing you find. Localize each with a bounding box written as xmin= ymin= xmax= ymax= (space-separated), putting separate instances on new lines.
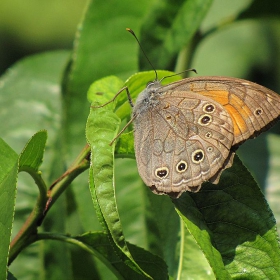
xmin=224 ymin=105 xmax=247 ymax=137
xmin=200 ymin=90 xmax=251 ymax=137
xmin=229 ymin=94 xmax=252 ymax=116
xmin=198 ymin=90 xmax=230 ymax=105
xmin=224 ymin=94 xmax=251 ymax=136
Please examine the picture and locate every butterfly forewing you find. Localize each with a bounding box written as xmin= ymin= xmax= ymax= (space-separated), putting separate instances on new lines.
xmin=133 ymin=76 xmax=280 ymax=198
xmin=163 ymin=76 xmax=280 ymax=145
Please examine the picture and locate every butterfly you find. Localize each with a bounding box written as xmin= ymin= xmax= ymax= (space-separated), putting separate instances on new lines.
xmin=132 ymin=75 xmax=280 ymax=198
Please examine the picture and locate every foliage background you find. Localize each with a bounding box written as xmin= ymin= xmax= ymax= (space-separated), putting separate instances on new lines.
xmin=1 ymin=0 xmax=280 ymax=279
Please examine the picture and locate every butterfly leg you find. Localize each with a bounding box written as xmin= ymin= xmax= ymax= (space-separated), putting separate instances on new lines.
xmin=91 ymin=86 xmax=134 ymax=108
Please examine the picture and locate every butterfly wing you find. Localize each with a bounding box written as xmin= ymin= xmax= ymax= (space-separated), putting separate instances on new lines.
xmin=163 ymin=76 xmax=280 ymax=145
xmin=134 ymin=88 xmax=234 ymax=198
xmin=133 ymin=76 xmax=280 ymax=198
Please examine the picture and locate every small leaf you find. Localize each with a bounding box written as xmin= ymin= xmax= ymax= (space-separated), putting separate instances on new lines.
xmin=173 ymin=156 xmax=280 ymax=279
xmin=87 ymin=76 xmax=124 ymax=106
xmin=0 ymin=139 xmax=18 ymax=280
xmin=19 ymin=130 xmax=47 ymax=171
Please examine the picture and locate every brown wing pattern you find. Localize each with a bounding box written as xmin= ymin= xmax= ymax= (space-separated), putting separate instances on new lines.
xmin=134 ymin=90 xmax=234 ymax=197
xmin=162 ymin=76 xmax=280 ymax=145
xmin=133 ymin=76 xmax=280 ymax=198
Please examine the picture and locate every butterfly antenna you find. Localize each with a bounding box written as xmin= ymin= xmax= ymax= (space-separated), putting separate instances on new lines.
xmin=126 ymin=28 xmax=158 ymax=81
xmin=160 ymin=68 xmax=197 ymax=82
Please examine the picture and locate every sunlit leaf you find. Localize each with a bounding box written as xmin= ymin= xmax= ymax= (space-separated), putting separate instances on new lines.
xmin=0 ymin=139 xmax=18 ymax=280
xmin=174 ymin=157 xmax=280 ymax=279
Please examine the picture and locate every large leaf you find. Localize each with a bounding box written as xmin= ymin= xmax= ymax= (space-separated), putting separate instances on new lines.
xmin=0 ymin=51 xmax=68 ymax=154
xmin=86 ymin=72 xmax=267 ymax=279
xmin=86 ymin=76 xmax=148 ymax=277
xmin=174 ymin=156 xmax=280 ymax=279
xmin=87 ymin=111 xmax=155 ymax=277
xmin=0 ymin=139 xmax=18 ymax=280
xmin=86 ymin=74 xmax=175 ymax=278
xmin=143 ymin=189 xmax=215 ymax=279
xmin=63 ymin=0 xmax=155 ymax=253
xmin=0 ymin=50 xmax=70 ymax=279
xmin=63 ymin=0 xmax=152 ymax=154
xmin=139 ymin=0 xmax=213 ymax=70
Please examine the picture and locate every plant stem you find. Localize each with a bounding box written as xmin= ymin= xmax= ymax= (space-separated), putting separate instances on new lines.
xmin=43 ymin=144 xmax=91 ymax=216
xmin=8 ymin=144 xmax=91 ymax=265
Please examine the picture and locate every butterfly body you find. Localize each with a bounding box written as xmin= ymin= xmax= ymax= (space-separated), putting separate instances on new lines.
xmin=133 ymin=76 xmax=280 ymax=198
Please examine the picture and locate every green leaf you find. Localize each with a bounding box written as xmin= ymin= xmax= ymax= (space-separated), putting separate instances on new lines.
xmin=0 ymin=50 xmax=69 ymax=279
xmin=86 ymin=78 xmax=146 ymax=277
xmin=263 ymin=133 xmax=280 ymax=235
xmin=144 ymin=188 xmax=215 ymax=279
xmin=63 ymin=0 xmax=152 ymax=152
xmin=0 ymin=139 xmax=18 ymax=280
xmin=177 ymin=224 xmax=215 ymax=279
xmin=173 ymin=156 xmax=280 ymax=279
xmin=143 ymin=191 xmax=180 ymax=277
xmin=0 ymin=50 xmax=68 ymax=154
xmin=85 ymin=71 xmax=193 ymax=278
xmin=76 ymin=232 xmax=168 ymax=280
xmin=139 ymin=0 xmax=213 ymax=70
xmin=238 ymin=0 xmax=280 ymax=19
xmin=116 ymin=70 xmax=182 ymax=120
xmin=88 ymin=168 xmax=153 ymax=279
xmin=115 ymin=132 xmax=135 ymax=157
xmin=87 ymin=74 xmax=176 ymax=278
xmin=7 ymin=271 xmax=17 ymax=280
xmin=87 ymin=76 xmax=125 ymax=106
xmin=19 ymin=130 xmax=47 ymax=171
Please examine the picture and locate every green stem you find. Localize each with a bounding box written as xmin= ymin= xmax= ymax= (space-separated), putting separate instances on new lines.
xmin=44 ymin=144 xmax=91 ymax=214
xmin=37 ymin=232 xmax=95 ymax=254
xmin=9 ymin=168 xmax=48 ymax=264
xmin=175 ymin=15 xmax=237 ymax=75
xmin=19 ymin=166 xmax=48 ymax=204
xmin=8 ymin=144 xmax=91 ymax=265
xmin=175 ymin=31 xmax=203 ymax=75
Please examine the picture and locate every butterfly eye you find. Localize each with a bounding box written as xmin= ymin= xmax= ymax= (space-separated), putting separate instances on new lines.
xmin=146 ymin=81 xmax=155 ymax=87
xmin=198 ymin=114 xmax=212 ymax=126
xmin=254 ymin=108 xmax=263 ymax=116
xmin=155 ymin=167 xmax=169 ymax=179
xmin=203 ymin=103 xmax=216 ymax=113
xmin=205 ymin=131 xmax=212 ymax=138
xmin=207 ymin=146 xmax=213 ymax=153
xmin=176 ymin=160 xmax=188 ymax=173
xmin=192 ymin=149 xmax=204 ymax=163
